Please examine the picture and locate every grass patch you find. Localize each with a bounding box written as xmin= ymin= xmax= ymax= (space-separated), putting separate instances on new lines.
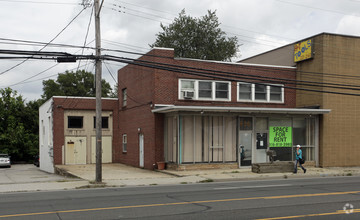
xmin=346 ymin=173 xmax=353 ymax=176
xmin=76 ymin=184 xmax=107 ymax=189
xmin=231 ymin=170 xmax=240 ymax=173
xmin=180 ymin=182 xmax=188 ymax=184
xmin=199 ymin=179 xmax=214 ymax=183
xmin=149 ymin=183 xmax=158 ymax=186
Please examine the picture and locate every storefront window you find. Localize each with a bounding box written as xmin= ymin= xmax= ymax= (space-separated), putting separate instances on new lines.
xmin=293 ymin=118 xmax=306 ymax=145
xmin=269 ymin=118 xmax=292 ymax=161
xmin=293 ymin=117 xmax=315 ymax=161
xmin=165 ymin=115 xmax=236 ymax=164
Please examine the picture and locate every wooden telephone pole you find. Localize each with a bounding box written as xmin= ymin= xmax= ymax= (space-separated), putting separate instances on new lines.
xmin=94 ymin=0 xmax=103 ymax=183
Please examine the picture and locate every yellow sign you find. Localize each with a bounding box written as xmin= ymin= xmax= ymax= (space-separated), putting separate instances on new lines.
xmin=294 ymin=39 xmax=312 ymax=62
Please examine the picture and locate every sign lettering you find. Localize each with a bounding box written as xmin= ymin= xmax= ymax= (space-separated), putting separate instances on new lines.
xmin=294 ymin=39 xmax=312 ymax=62
xmin=269 ymin=126 xmax=292 ymax=147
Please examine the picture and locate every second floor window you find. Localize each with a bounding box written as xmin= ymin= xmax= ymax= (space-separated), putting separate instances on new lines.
xmin=198 ymin=81 xmax=212 ymax=98
xmin=179 ymin=79 xmax=231 ymax=101
xmin=237 ymin=82 xmax=284 ymax=103
xmin=255 ymin=84 xmax=267 ymax=101
xmin=122 ymin=88 xmax=127 ymax=107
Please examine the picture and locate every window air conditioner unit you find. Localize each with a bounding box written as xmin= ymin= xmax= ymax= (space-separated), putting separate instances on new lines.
xmin=183 ymin=91 xmax=194 ymax=99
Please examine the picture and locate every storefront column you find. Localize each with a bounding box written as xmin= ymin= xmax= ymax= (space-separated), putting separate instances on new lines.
xmin=315 ymin=116 xmax=319 ymax=167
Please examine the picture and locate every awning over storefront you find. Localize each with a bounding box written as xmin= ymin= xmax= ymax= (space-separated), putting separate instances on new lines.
xmin=152 ymin=105 xmax=331 ymax=115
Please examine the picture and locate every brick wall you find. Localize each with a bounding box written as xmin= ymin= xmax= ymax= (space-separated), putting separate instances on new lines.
xmin=52 ymin=97 xmax=119 ymax=165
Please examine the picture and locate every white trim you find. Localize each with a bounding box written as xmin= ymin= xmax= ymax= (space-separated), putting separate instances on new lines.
xmin=52 ymin=96 xmax=118 ymax=100
xmin=175 ymin=57 xmax=296 ymax=69
xmin=152 ymin=47 xmax=174 ymax=51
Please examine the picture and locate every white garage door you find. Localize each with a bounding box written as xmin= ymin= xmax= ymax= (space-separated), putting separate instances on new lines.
xmin=91 ymin=136 xmax=112 ymax=163
xmin=65 ymin=137 xmax=87 ymax=165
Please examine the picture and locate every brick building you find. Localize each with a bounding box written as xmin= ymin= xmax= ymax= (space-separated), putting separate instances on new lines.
xmin=39 ymin=97 xmax=119 ymax=173
xmin=240 ymin=33 xmax=360 ymax=167
xmin=40 ymin=45 xmax=336 ymax=172
xmin=117 ymin=48 xmax=329 ymax=170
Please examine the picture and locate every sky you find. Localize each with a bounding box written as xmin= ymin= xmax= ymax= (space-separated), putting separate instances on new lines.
xmin=0 ymin=0 xmax=360 ymax=101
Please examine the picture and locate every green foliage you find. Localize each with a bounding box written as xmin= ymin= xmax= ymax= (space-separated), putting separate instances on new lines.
xmin=0 ymin=88 xmax=39 ymax=161
xmin=41 ymin=70 xmax=113 ymax=101
xmin=151 ymin=9 xmax=239 ymax=61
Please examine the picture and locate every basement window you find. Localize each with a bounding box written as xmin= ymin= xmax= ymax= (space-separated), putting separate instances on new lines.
xmin=68 ymin=116 xmax=83 ymax=129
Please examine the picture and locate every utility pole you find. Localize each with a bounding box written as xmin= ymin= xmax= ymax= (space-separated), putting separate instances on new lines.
xmin=94 ymin=0 xmax=102 ymax=183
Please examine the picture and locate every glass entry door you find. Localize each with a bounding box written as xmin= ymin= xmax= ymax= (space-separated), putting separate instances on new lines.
xmin=239 ymin=117 xmax=253 ymax=166
xmin=239 ymin=131 xmax=252 ymax=166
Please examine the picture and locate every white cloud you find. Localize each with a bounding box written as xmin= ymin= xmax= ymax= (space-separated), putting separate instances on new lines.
xmin=1 ymin=0 xmax=360 ymax=100
xmin=336 ymin=15 xmax=360 ymax=35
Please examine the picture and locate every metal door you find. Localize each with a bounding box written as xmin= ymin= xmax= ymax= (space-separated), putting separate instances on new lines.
xmin=139 ymin=134 xmax=144 ymax=168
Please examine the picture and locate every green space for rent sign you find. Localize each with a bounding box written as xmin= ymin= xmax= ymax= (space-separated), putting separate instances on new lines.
xmin=269 ymin=127 xmax=292 ymax=147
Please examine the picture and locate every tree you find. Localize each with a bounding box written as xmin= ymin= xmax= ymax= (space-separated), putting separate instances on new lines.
xmin=0 ymin=88 xmax=39 ymax=161
xmin=41 ymin=70 xmax=113 ymax=100
xmin=150 ymin=9 xmax=239 ymax=61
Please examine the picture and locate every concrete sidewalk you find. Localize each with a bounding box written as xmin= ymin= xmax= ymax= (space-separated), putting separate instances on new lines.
xmin=1 ymin=163 xmax=360 ymax=193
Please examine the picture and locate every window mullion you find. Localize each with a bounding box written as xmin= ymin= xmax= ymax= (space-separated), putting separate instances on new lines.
xmin=212 ymin=82 xmax=215 ymax=100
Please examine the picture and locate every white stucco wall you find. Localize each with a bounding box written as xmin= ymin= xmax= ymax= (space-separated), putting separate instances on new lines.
xmin=39 ymin=98 xmax=54 ymax=173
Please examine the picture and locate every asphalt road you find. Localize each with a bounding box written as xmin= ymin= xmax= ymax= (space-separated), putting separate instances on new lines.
xmin=1 ymin=176 xmax=360 ymax=219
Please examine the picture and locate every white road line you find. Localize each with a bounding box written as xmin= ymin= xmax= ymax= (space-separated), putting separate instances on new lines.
xmin=214 ymin=184 xmax=292 ymax=190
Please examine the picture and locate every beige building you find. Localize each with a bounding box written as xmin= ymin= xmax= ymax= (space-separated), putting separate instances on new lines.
xmin=240 ymin=33 xmax=360 ymax=167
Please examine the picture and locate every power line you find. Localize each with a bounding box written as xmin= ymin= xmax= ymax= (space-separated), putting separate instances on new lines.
xmin=0 ymin=7 xmax=87 ymax=76
xmin=276 ymin=0 xmax=360 ymax=17
xmin=103 ymin=55 xmax=360 ymax=97
xmin=1 ymin=47 xmax=360 ymax=89
xmin=77 ymin=2 xmax=94 ymax=72
xmin=104 ymin=6 xmax=170 ymax=24
xmin=113 ymin=0 xmax=178 ymax=17
xmin=0 ymin=0 xmax=80 ymax=5
xmin=125 ymin=55 xmax=360 ymax=90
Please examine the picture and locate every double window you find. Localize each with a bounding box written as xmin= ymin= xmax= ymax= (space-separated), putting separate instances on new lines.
xmin=179 ymin=79 xmax=231 ymax=101
xmin=238 ymin=83 xmax=284 ymax=103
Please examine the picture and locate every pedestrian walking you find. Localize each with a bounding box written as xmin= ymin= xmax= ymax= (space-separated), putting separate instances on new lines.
xmin=294 ymin=145 xmax=306 ymax=174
